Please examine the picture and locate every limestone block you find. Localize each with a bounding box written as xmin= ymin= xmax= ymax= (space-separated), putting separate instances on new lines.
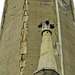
xmin=23 ymin=22 xmax=27 ymax=28
xmin=20 ymin=46 xmax=27 ymax=54
xmin=20 ymin=41 xmax=27 ymax=54
xmin=20 ymin=60 xmax=26 ymax=67
xmin=21 ymin=28 xmax=28 ymax=36
xmin=23 ymin=16 xmax=29 ymax=22
xmin=23 ymin=4 xmax=29 ymax=11
xmin=24 ymin=10 xmax=28 ymax=16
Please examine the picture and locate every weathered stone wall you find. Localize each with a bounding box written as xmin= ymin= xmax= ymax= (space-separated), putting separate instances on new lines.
xmin=0 ymin=0 xmax=60 ymax=75
xmin=0 ymin=0 xmax=75 ymax=75
xmin=24 ymin=0 xmax=60 ymax=75
xmin=59 ymin=1 xmax=75 ymax=75
xmin=0 ymin=0 xmax=24 ymax=75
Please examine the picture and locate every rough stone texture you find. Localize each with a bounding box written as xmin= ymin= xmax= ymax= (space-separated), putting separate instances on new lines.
xmin=0 ymin=0 xmax=24 ymax=75
xmin=24 ymin=0 xmax=60 ymax=75
xmin=34 ymin=69 xmax=59 ymax=75
xmin=0 ymin=0 xmax=60 ymax=75
xmin=0 ymin=0 xmax=75 ymax=75
xmin=59 ymin=3 xmax=75 ymax=75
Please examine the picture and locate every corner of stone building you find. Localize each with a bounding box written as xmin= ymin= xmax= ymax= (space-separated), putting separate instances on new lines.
xmin=0 ymin=0 xmax=8 ymax=39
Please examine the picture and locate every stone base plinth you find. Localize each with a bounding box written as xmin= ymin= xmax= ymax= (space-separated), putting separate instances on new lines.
xmin=34 ymin=69 xmax=59 ymax=75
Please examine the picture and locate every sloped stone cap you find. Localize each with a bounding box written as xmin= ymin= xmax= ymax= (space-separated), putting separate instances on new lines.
xmin=34 ymin=69 xmax=60 ymax=75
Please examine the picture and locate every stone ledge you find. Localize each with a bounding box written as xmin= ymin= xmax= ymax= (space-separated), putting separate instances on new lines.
xmin=34 ymin=69 xmax=60 ymax=75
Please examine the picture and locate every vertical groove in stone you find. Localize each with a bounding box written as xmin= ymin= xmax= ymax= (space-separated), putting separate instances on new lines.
xmin=19 ymin=0 xmax=29 ymax=75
